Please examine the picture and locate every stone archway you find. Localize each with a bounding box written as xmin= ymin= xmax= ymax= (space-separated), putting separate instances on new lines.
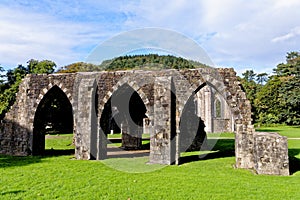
xmin=194 ymin=84 xmax=234 ymax=134
xmin=32 ymin=85 xmax=73 ymax=155
xmin=100 ymin=83 xmax=148 ymax=150
xmin=179 ymin=85 xmax=207 ymax=154
xmin=176 ymin=68 xmax=243 ymax=165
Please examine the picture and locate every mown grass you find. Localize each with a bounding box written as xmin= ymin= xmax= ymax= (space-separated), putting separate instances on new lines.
xmin=45 ymin=133 xmax=74 ymax=150
xmin=256 ymin=125 xmax=300 ymax=138
xmin=207 ymin=125 xmax=300 ymax=139
xmin=1 ymin=126 xmax=300 ymax=199
xmin=107 ymin=133 xmax=150 ymax=139
xmin=207 ymin=132 xmax=235 ymax=138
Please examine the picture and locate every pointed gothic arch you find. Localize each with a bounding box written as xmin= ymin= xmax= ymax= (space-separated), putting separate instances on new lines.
xmin=100 ymin=83 xmax=148 ymax=150
xmin=32 ymin=85 xmax=73 ymax=155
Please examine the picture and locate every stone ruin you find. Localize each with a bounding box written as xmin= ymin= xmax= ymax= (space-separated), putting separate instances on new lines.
xmin=0 ymin=67 xmax=289 ymax=175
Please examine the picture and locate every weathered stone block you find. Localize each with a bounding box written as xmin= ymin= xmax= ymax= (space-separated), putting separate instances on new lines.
xmin=253 ymin=132 xmax=289 ymax=176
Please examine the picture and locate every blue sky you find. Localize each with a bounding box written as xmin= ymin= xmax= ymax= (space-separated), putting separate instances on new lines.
xmin=0 ymin=0 xmax=299 ymax=75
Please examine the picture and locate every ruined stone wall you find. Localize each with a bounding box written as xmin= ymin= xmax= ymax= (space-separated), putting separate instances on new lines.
xmin=0 ymin=73 xmax=76 ymax=155
xmin=0 ymin=77 xmax=31 ymax=155
xmin=213 ymin=119 xmax=232 ymax=133
xmin=216 ymin=68 xmax=255 ymax=169
xmin=0 ymin=68 xmax=290 ymax=175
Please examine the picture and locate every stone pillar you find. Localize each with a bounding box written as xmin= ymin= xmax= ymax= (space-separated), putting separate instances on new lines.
xmin=75 ymin=78 xmax=98 ymax=160
xmin=204 ymin=86 xmax=213 ymax=133
xmin=149 ymin=77 xmax=176 ymax=164
xmin=235 ymin=124 xmax=254 ymax=169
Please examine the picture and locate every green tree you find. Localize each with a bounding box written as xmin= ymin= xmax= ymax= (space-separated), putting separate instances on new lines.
xmin=6 ymin=64 xmax=28 ymax=85
xmin=0 ymin=59 xmax=56 ymax=119
xmin=0 ymin=66 xmax=4 ymax=83
xmin=255 ymin=77 xmax=282 ymax=124
xmin=27 ymin=59 xmax=56 ymax=74
xmin=240 ymin=70 xmax=258 ymax=122
xmin=276 ymin=52 xmax=300 ymax=125
xmin=57 ymin=62 xmax=101 ymax=73
xmin=255 ymin=52 xmax=300 ymax=125
xmin=242 ymin=70 xmax=256 ymax=82
xmin=256 ymin=73 xmax=268 ymax=85
xmin=0 ymin=66 xmax=6 ymax=92
xmin=0 ymin=64 xmax=28 ymax=118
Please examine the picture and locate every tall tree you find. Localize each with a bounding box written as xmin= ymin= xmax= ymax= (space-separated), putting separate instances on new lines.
xmin=242 ymin=70 xmax=256 ymax=82
xmin=0 ymin=66 xmax=6 ymax=92
xmin=240 ymin=70 xmax=258 ymax=122
xmin=6 ymin=64 xmax=28 ymax=85
xmin=256 ymin=73 xmax=268 ymax=85
xmin=255 ymin=77 xmax=282 ymax=124
xmin=277 ymin=52 xmax=300 ymax=125
xmin=255 ymin=52 xmax=300 ymax=125
xmin=0 ymin=66 xmax=5 ymax=84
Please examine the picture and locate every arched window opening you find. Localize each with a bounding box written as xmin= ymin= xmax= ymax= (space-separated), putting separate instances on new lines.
xmin=214 ymin=98 xmax=222 ymax=118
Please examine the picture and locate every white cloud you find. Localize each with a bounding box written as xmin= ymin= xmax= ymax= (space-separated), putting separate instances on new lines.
xmin=121 ymin=0 xmax=300 ymax=73
xmin=0 ymin=8 xmax=72 ymax=68
xmin=0 ymin=3 xmax=118 ymax=69
xmin=272 ymin=27 xmax=300 ymax=43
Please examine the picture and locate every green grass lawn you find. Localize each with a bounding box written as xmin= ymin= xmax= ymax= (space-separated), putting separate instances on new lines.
xmin=256 ymin=125 xmax=300 ymax=138
xmin=107 ymin=133 xmax=150 ymax=139
xmin=207 ymin=125 xmax=300 ymax=139
xmin=1 ymin=126 xmax=300 ymax=199
xmin=45 ymin=133 xmax=74 ymax=150
xmin=207 ymin=132 xmax=235 ymax=138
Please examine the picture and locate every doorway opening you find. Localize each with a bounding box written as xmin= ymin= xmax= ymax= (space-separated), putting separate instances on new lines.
xmin=32 ymin=86 xmax=73 ymax=156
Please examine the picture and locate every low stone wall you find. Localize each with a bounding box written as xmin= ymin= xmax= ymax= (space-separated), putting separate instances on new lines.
xmin=253 ymin=132 xmax=289 ymax=176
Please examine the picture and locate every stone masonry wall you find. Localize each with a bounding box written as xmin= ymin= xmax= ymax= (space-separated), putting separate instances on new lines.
xmin=0 ymin=73 xmax=76 ymax=155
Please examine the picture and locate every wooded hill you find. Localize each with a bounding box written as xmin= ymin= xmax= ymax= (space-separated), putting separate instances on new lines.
xmin=57 ymin=54 xmax=208 ymax=73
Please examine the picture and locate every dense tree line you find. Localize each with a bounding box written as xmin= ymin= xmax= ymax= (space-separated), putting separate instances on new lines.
xmin=57 ymin=54 xmax=208 ymax=73
xmin=240 ymin=52 xmax=300 ymax=125
xmin=0 ymin=59 xmax=56 ymax=119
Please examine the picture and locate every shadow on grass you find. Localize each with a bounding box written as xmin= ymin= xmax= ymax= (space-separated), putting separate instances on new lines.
xmin=289 ymin=148 xmax=300 ymax=175
xmin=255 ymin=129 xmax=280 ymax=132
xmin=1 ymin=190 xmax=26 ymax=196
xmin=0 ymin=149 xmax=74 ymax=168
xmin=0 ymin=155 xmax=44 ymax=168
xmin=108 ymin=139 xmax=150 ymax=149
xmin=179 ymin=139 xmax=235 ymax=165
xmin=44 ymin=148 xmax=74 ymax=156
